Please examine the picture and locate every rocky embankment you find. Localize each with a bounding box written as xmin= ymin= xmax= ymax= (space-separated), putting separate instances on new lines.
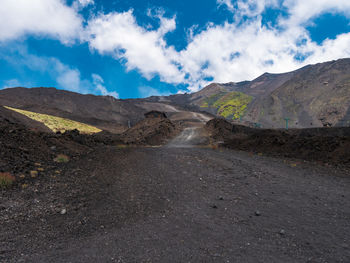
xmin=206 ymin=118 xmax=350 ymax=167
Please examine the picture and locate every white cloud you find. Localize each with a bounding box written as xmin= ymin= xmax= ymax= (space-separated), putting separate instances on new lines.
xmin=305 ymin=33 xmax=350 ymax=63
xmin=52 ymin=61 xmax=119 ymax=97
xmin=217 ymin=0 xmax=278 ymax=17
xmin=178 ymin=21 xmax=303 ymax=91
xmin=217 ymin=0 xmax=350 ymax=21
xmin=138 ymin=86 xmax=169 ymax=98
xmin=282 ymin=0 xmax=350 ymax=27
xmin=0 ymin=44 xmax=120 ymax=96
xmin=2 ymin=79 xmax=23 ymax=89
xmin=85 ymin=10 xmax=184 ymax=84
xmin=78 ymin=0 xmax=94 ymax=8
xmin=0 ymin=0 xmax=83 ymax=43
xmin=55 ymin=65 xmax=83 ymax=92
xmin=217 ymin=0 xmax=235 ymax=11
xmin=82 ymin=1 xmax=350 ymax=93
xmin=178 ymin=19 xmax=350 ymax=91
xmin=2 ymin=0 xmax=350 ymax=95
xmin=72 ymin=0 xmax=94 ymax=10
xmin=92 ymin=74 xmax=119 ymax=98
xmin=0 ymin=44 xmax=86 ymax=92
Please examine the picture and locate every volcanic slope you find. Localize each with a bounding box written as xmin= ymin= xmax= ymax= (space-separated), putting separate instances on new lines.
xmin=1 ymin=58 xmax=350 ymax=130
xmin=149 ymin=58 xmax=350 ymax=128
xmin=0 ymin=87 xmax=213 ymax=133
xmin=4 ymin=106 xmax=101 ymax=134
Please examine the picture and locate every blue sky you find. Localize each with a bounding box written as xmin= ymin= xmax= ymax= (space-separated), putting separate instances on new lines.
xmin=1 ymin=0 xmax=350 ymax=99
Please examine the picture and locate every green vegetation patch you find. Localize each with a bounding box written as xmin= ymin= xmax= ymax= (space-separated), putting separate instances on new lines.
xmin=54 ymin=154 xmax=70 ymax=163
xmin=4 ymin=106 xmax=101 ymax=134
xmin=201 ymin=91 xmax=252 ymax=119
xmin=200 ymin=92 xmax=226 ymax=108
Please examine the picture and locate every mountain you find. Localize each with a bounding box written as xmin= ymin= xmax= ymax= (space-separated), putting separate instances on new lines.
xmin=0 ymin=87 xmax=212 ymax=133
xmin=256 ymin=59 xmax=350 ymax=128
xmin=0 ymin=58 xmax=349 ymax=131
xmin=0 ymin=87 xmax=136 ymax=133
xmin=160 ymin=58 xmax=350 ymax=128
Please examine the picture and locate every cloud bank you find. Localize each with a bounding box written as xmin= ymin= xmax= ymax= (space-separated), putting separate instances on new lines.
xmin=84 ymin=0 xmax=350 ymax=91
xmin=0 ymin=0 xmax=82 ymax=43
xmin=1 ymin=0 xmax=350 ymax=93
xmin=85 ymin=10 xmax=184 ymax=84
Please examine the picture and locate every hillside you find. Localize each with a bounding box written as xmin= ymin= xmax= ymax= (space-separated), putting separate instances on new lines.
xmin=4 ymin=106 xmax=101 ymax=134
xmin=0 ymin=87 xmax=212 ymax=133
xmin=252 ymin=59 xmax=350 ymax=128
xmin=151 ymin=58 xmax=350 ymax=128
xmin=0 ymin=87 xmax=150 ymax=133
xmin=196 ymin=59 xmax=350 ymax=128
xmin=0 ymin=58 xmax=349 ymax=130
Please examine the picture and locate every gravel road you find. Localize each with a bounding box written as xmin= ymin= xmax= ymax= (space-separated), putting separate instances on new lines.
xmin=1 ymin=143 xmax=349 ymax=262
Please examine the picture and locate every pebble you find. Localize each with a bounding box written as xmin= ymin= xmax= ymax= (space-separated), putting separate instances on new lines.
xmin=60 ymin=208 xmax=67 ymax=215
xmin=279 ymin=229 xmax=286 ymax=235
xmin=219 ymin=196 xmax=224 ymax=200
xmin=50 ymin=146 xmax=57 ymax=151
xmin=212 ymin=205 xmax=218 ymax=209
xmin=255 ymin=211 xmax=261 ymax=216
xmin=30 ymin=171 xmax=38 ymax=178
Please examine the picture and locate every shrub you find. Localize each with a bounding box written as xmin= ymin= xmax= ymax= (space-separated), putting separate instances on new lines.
xmin=0 ymin=172 xmax=15 ymax=188
xmin=54 ymin=154 xmax=70 ymax=163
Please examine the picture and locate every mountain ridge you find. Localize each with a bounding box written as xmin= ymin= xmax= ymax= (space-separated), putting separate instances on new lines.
xmin=1 ymin=58 xmax=349 ymax=130
xmin=172 ymin=58 xmax=350 ymax=128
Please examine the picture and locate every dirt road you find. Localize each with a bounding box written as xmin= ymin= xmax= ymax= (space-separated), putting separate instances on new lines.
xmin=166 ymin=127 xmax=209 ymax=147
xmin=1 ymin=136 xmax=349 ymax=262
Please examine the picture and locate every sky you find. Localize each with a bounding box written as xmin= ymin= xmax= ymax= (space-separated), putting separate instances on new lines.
xmin=1 ymin=0 xmax=350 ymax=99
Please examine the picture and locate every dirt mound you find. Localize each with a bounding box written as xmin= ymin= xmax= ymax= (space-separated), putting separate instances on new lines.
xmin=0 ymin=117 xmax=124 ymax=188
xmin=206 ymin=118 xmax=350 ymax=166
xmin=122 ymin=117 xmax=179 ymax=145
xmin=63 ymin=129 xmax=122 ymax=146
xmin=0 ymin=112 xmax=177 ymax=186
xmin=206 ymin=118 xmax=254 ymax=141
xmin=0 ymin=120 xmax=88 ymax=186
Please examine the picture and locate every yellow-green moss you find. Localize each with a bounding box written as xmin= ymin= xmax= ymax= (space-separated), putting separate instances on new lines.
xmin=200 ymin=92 xmax=252 ymax=119
xmin=212 ymin=92 xmax=252 ymax=119
xmin=200 ymin=93 xmax=226 ymax=108
xmin=4 ymin=106 xmax=101 ymax=134
xmin=200 ymin=101 xmax=209 ymax=108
